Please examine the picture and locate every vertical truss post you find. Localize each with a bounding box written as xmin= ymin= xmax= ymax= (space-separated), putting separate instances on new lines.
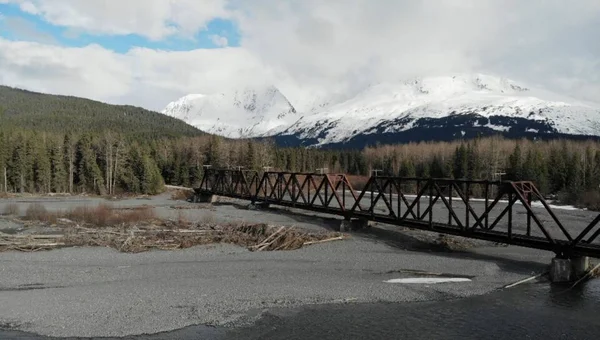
xmin=508 ymin=191 xmax=513 ymax=240
xmin=428 ymin=179 xmax=433 ymax=228
xmin=484 ymin=182 xmax=489 ymax=230
xmin=448 ymin=183 xmax=453 ymax=226
xmin=416 ymin=179 xmax=421 ymax=218
xmin=526 ymin=191 xmax=532 ymax=237
xmin=465 ymin=182 xmax=470 ymax=229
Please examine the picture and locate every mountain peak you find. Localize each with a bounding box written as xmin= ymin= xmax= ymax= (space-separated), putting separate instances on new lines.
xmin=162 ymin=85 xmax=298 ymax=138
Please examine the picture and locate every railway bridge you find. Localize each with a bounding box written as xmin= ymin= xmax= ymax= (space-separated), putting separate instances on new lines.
xmin=195 ymin=169 xmax=600 ymax=283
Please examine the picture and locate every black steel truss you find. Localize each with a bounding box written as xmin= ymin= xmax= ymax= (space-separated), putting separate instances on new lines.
xmin=196 ymin=169 xmax=600 ymax=258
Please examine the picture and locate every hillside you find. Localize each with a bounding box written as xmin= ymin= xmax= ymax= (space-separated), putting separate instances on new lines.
xmin=0 ymin=86 xmax=203 ymax=138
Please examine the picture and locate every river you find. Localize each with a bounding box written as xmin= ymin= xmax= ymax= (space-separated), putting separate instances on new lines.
xmin=3 ymin=279 xmax=599 ymax=340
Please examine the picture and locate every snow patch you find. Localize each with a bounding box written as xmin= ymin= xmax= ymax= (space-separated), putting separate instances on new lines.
xmin=351 ymin=191 xmax=585 ymax=211
xmin=385 ymin=278 xmax=472 ymax=284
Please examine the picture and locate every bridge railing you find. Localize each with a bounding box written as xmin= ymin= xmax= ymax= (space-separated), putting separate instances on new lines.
xmin=196 ymin=169 xmax=600 ymax=257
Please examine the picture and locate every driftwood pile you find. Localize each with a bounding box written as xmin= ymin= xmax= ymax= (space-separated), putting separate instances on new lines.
xmin=0 ymin=234 xmax=65 ymax=252
xmin=0 ymin=222 xmax=345 ymax=253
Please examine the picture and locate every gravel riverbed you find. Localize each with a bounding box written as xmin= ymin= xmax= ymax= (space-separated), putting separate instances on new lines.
xmin=0 ymin=193 xmax=577 ymax=338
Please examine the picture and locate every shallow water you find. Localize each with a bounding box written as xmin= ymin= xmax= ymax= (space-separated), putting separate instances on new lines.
xmin=222 ymin=279 xmax=600 ymax=340
xmin=2 ymin=279 xmax=599 ymax=339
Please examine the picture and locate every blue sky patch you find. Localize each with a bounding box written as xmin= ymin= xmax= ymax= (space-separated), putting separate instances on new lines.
xmin=0 ymin=3 xmax=240 ymax=53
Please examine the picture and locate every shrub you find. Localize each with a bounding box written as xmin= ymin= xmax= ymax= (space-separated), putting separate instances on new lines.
xmin=120 ymin=206 xmax=156 ymax=224
xmin=580 ymin=191 xmax=600 ymax=211
xmin=25 ymin=203 xmax=52 ymax=222
xmin=2 ymin=203 xmax=19 ymax=216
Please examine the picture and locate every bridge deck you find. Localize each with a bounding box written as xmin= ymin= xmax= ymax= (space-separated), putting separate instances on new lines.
xmin=196 ymin=170 xmax=600 ymax=258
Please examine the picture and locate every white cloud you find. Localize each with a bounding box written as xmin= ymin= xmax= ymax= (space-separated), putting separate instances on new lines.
xmin=210 ymin=34 xmax=228 ymax=47
xmin=233 ymin=0 xmax=600 ymax=104
xmin=0 ymin=38 xmax=271 ymax=110
xmin=2 ymin=15 xmax=57 ymax=44
xmin=0 ymin=0 xmax=599 ymax=111
xmin=0 ymin=40 xmax=132 ymax=100
xmin=0 ymin=0 xmax=230 ymax=40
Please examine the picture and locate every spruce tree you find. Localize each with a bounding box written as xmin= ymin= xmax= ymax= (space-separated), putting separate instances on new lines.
xmin=205 ymin=135 xmax=221 ymax=167
xmin=245 ymin=141 xmax=256 ymax=170
xmin=33 ymin=141 xmax=52 ymax=193
xmin=507 ymin=144 xmax=523 ymax=180
xmin=50 ymin=138 xmax=67 ymax=193
xmin=63 ymin=134 xmax=75 ymax=193
xmin=548 ymin=145 xmax=568 ymax=192
xmin=452 ymin=144 xmax=468 ymax=179
xmin=0 ymin=131 xmax=7 ymax=192
xmin=9 ymin=134 xmax=27 ymax=193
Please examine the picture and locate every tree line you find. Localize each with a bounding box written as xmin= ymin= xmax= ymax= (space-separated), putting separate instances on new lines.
xmin=1 ymin=130 xmax=599 ymax=207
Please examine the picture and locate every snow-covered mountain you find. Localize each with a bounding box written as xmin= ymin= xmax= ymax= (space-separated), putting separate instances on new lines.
xmin=163 ymin=74 xmax=600 ymax=147
xmin=162 ymin=85 xmax=298 ymax=138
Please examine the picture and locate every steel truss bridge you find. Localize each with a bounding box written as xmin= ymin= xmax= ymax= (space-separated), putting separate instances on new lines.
xmin=196 ymin=169 xmax=600 ymax=258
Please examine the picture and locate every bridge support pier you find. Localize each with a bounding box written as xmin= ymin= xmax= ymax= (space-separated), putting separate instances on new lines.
xmin=549 ymin=256 xmax=590 ymax=283
xmin=248 ymin=202 xmax=270 ymax=210
xmin=194 ymin=193 xmax=217 ymax=203
xmin=340 ymin=218 xmax=370 ymax=232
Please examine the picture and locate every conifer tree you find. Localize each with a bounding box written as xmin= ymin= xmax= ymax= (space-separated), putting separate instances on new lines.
xmin=507 ymin=144 xmax=523 ymax=180
xmin=33 ymin=141 xmax=52 ymax=192
xmin=0 ymin=131 xmax=7 ymax=192
xmin=49 ymin=138 xmax=67 ymax=193
xmin=452 ymin=144 xmax=468 ymax=179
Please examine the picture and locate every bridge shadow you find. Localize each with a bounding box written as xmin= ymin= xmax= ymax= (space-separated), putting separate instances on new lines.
xmin=353 ymin=225 xmax=549 ymax=275
xmin=212 ymin=201 xmax=253 ymax=210
xmin=212 ymin=202 xmax=549 ymax=275
xmin=212 ymin=201 xmax=343 ymax=231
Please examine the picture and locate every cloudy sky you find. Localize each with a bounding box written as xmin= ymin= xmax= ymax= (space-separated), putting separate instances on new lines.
xmin=0 ymin=0 xmax=598 ymax=111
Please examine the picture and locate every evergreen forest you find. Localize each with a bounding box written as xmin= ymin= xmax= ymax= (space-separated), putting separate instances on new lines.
xmin=1 ymin=85 xmax=599 ymax=209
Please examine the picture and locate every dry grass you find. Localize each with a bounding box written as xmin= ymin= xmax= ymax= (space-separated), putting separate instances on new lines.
xmin=171 ymin=189 xmax=193 ymax=201
xmin=65 ymin=204 xmax=156 ymax=226
xmin=18 ymin=203 xmax=156 ymax=227
xmin=347 ymin=175 xmax=370 ymax=191
xmin=2 ymin=203 xmax=19 ymax=216
xmin=24 ymin=203 xmax=56 ymax=223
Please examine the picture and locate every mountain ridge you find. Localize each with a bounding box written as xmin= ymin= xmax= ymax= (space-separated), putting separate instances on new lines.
xmin=164 ymin=74 xmax=600 ymax=147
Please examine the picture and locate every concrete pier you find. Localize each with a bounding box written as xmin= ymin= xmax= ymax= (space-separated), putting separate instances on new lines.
xmin=549 ymin=256 xmax=590 ymax=283
xmin=195 ymin=193 xmax=217 ymax=203
xmin=340 ymin=218 xmax=370 ymax=232
xmin=248 ymin=202 xmax=271 ymax=210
